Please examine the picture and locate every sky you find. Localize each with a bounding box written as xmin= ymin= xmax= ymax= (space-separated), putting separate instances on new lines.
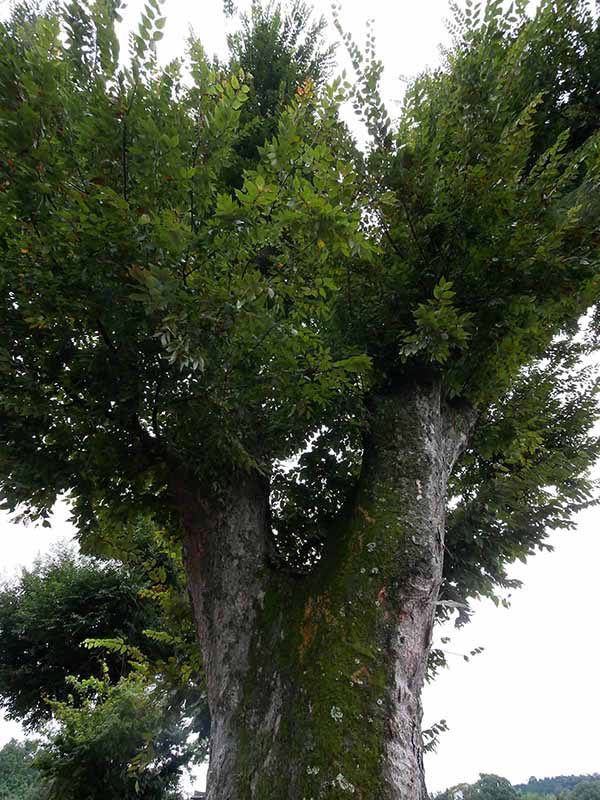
xmin=1 ymin=0 xmax=599 ymax=794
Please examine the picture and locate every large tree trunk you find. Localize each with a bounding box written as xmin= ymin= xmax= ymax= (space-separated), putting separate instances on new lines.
xmin=177 ymin=380 xmax=474 ymax=800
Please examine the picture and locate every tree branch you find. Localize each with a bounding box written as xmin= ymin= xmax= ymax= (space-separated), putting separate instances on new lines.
xmin=96 ymin=318 xmax=118 ymax=353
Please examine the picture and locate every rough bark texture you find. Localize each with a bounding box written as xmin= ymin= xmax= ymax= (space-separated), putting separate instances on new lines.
xmin=176 ymin=472 xmax=272 ymax=798
xmin=177 ymin=381 xmax=474 ymax=800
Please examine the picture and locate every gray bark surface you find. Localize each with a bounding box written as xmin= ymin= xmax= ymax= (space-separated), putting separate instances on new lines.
xmin=176 ymin=473 xmax=272 ymax=799
xmin=365 ymin=386 xmax=474 ymax=798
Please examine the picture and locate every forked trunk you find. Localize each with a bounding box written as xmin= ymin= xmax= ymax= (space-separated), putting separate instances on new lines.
xmin=178 ymin=381 xmax=474 ymax=800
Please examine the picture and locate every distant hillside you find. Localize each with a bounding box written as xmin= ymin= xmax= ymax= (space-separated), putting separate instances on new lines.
xmin=515 ymin=775 xmax=600 ymax=796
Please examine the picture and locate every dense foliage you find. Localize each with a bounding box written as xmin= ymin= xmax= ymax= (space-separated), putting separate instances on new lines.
xmin=0 ymin=0 xmax=598 ymax=618
xmin=438 ymin=774 xmax=518 ymax=800
xmin=569 ymin=782 xmax=600 ymax=800
xmin=0 ymin=540 xmax=206 ymax=796
xmin=515 ymin=776 xmax=600 ymax=798
xmin=35 ymin=671 xmax=196 ymax=800
xmin=0 ymin=0 xmax=365 ymax=546
xmin=225 ymin=0 xmax=337 ymax=182
xmin=0 ymin=544 xmax=173 ymax=726
xmin=332 ymin=0 xmax=600 ymax=620
xmin=0 ymin=739 xmax=42 ymax=800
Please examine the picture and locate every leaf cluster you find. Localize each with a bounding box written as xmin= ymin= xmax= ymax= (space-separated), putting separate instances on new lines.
xmin=0 ymin=0 xmax=366 ymax=537
xmin=35 ymin=670 xmax=194 ymax=800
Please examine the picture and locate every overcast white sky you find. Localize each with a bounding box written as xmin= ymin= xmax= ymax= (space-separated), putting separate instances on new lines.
xmin=1 ymin=0 xmax=598 ymax=794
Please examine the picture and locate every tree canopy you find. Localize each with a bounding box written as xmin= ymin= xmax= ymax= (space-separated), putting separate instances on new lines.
xmin=438 ymin=774 xmax=518 ymax=800
xmin=225 ymin=0 xmax=337 ymax=181
xmin=438 ymin=775 xmax=600 ymax=800
xmin=570 ymin=782 xmax=600 ymax=800
xmin=34 ymin=670 xmax=196 ymax=800
xmin=1 ymin=0 xmax=598 ymax=618
xmin=0 ymin=0 xmax=362 ymax=532
xmin=516 ymin=776 xmax=600 ymax=797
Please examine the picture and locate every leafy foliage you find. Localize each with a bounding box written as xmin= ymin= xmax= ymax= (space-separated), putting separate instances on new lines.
xmin=348 ymin=2 xmax=600 ymax=403
xmin=273 ymin=0 xmax=600 ymax=599
xmin=0 ymin=532 xmax=209 ymax=745
xmin=315 ymin=0 xmax=600 ymax=615
xmin=0 ymin=545 xmax=167 ymax=727
xmin=34 ymin=670 xmax=196 ymax=800
xmin=439 ymin=774 xmax=518 ymax=800
xmin=225 ymin=0 xmax=338 ymax=181
xmin=76 ymin=518 xmax=207 ymax=726
xmin=570 ymin=783 xmax=600 ymax=800
xmin=0 ymin=739 xmax=42 ymax=800
xmin=0 ymin=533 xmax=208 ymax=794
xmin=441 ymin=338 xmax=600 ymax=620
xmin=440 ymin=774 xmax=600 ymax=800
xmin=0 ymin=0 xmax=365 ymax=539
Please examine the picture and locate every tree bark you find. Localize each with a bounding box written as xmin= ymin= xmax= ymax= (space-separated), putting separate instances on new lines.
xmin=177 ymin=380 xmax=474 ymax=800
xmin=175 ymin=471 xmax=273 ymax=795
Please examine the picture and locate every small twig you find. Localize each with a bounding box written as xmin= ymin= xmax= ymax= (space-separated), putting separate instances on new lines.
xmin=399 ymin=193 xmax=428 ymax=265
xmin=96 ymin=318 xmax=118 ymax=353
xmin=152 ymin=375 xmax=163 ymax=440
xmin=122 ymin=119 xmax=129 ymax=202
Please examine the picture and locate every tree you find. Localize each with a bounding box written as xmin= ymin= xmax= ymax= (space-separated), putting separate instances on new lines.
xmin=466 ymin=775 xmax=518 ymax=800
xmin=0 ymin=538 xmax=209 ymax=787
xmin=34 ymin=671 xmax=197 ymax=800
xmin=0 ymin=543 xmax=175 ymax=726
xmin=0 ymin=0 xmax=599 ymax=798
xmin=517 ymin=777 xmax=600 ymax=797
xmin=571 ymin=782 xmax=600 ymax=800
xmin=0 ymin=739 xmax=42 ymax=800
xmin=438 ymin=775 xmax=518 ymax=800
